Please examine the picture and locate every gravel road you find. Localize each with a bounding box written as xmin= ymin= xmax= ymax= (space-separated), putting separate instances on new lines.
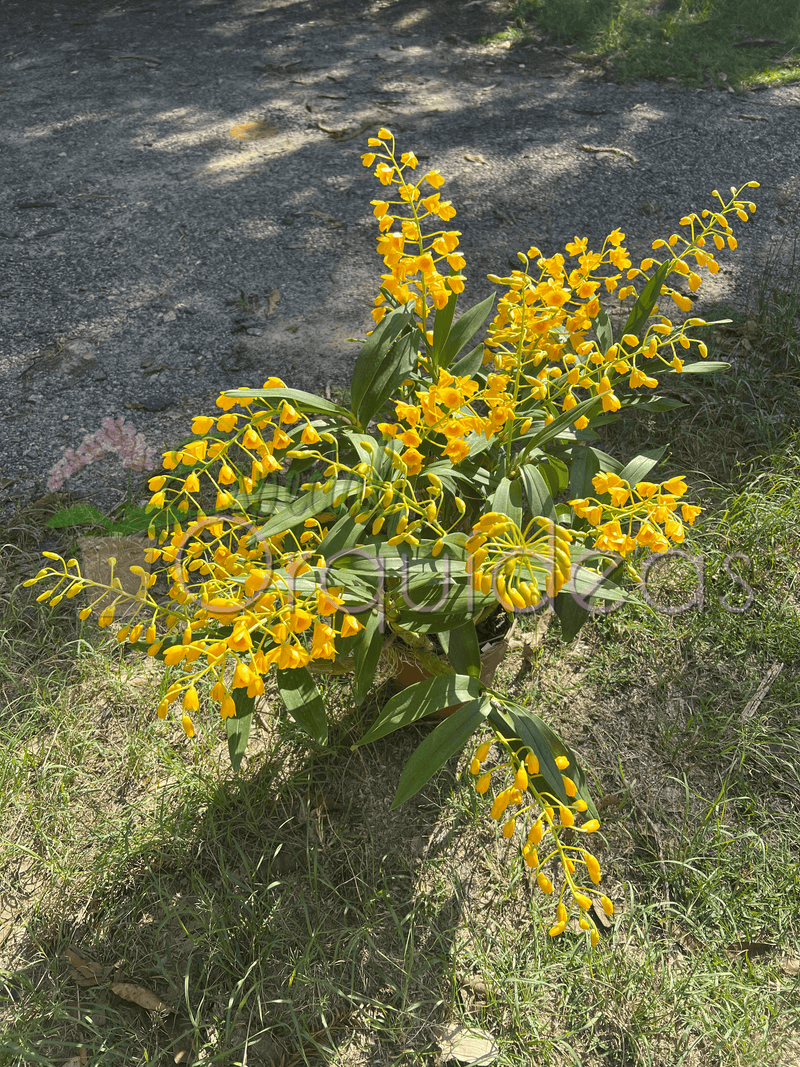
xmin=1 ymin=0 xmax=799 ymax=517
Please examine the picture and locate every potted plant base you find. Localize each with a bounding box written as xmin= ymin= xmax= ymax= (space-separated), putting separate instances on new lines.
xmin=392 ymin=610 xmax=515 ymax=718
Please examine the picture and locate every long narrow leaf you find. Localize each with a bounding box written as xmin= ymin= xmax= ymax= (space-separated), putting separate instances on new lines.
xmin=258 ymin=479 xmax=357 ymax=537
xmin=519 ymin=464 xmax=556 ymax=520
xmin=391 ymin=696 xmax=490 ymax=808
xmin=618 ymin=447 xmax=667 ymax=487
xmin=488 ymin=702 xmax=568 ymax=809
xmin=528 ymin=394 xmax=600 ymax=448
xmin=489 ymin=700 xmax=598 ymax=818
xmin=277 ymin=667 xmax=328 ymax=745
xmin=439 ymin=623 xmax=481 ymax=679
xmin=350 ymin=305 xmax=414 ymax=415
xmin=431 ymin=288 xmax=459 ymax=366
xmin=491 ymin=476 xmax=523 ymax=526
xmin=356 ymin=331 xmax=418 ymax=428
xmin=224 ymin=387 xmax=349 ymax=418
xmin=554 ymin=590 xmax=590 ymax=642
xmin=622 ymin=260 xmax=672 ymax=340
xmin=451 ymin=342 xmax=484 ymax=379
xmin=356 ymin=674 xmax=479 ymax=747
xmin=226 ymin=689 xmax=255 ymax=772
xmin=439 ymin=293 xmax=495 ymax=367
xmin=661 ymin=360 xmax=730 ymax=375
xmin=353 ymin=613 xmax=384 ymax=706
xmin=593 ymin=306 xmax=614 ymax=356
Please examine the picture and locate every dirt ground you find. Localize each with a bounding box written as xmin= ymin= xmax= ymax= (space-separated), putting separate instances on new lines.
xmin=1 ymin=0 xmax=799 ymax=514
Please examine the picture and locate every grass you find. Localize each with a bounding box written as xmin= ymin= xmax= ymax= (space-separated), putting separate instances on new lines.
xmin=2 ymin=262 xmax=800 ymax=1065
xmin=506 ymin=0 xmax=800 ymax=90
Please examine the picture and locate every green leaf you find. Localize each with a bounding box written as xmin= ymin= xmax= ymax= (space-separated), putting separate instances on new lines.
xmin=356 ymin=331 xmax=418 ymax=428
xmin=236 ymin=480 xmax=296 ymax=516
xmin=439 ymin=293 xmax=495 ymax=368
xmin=620 ymin=395 xmax=686 ymax=412
xmin=519 ymin=464 xmax=556 ymax=520
xmin=554 ymin=590 xmax=590 ymax=642
xmin=316 ymin=514 xmax=363 ymax=559
xmin=46 ymin=504 xmax=113 ymax=531
xmin=110 ymin=506 xmax=156 ymax=536
xmin=451 ymin=342 xmax=484 ymax=379
xmin=528 ymin=394 xmax=600 ymax=448
xmin=277 ymin=667 xmax=328 ymax=745
xmin=618 ymin=447 xmax=667 ymax=487
xmin=488 ymin=702 xmax=568 ymax=807
xmin=356 ymin=674 xmax=480 ymax=747
xmin=223 ymin=387 xmax=349 ymax=418
xmin=394 ymin=573 xmax=492 ymax=633
xmin=569 ymin=563 xmax=628 ymax=602
xmin=662 ymin=361 xmax=730 ymax=375
xmin=226 ymin=689 xmax=255 ymax=773
xmin=489 ymin=701 xmax=598 ymax=818
xmin=353 ymin=613 xmax=384 ymax=706
xmin=534 ymin=456 xmax=569 ymax=500
xmin=350 ymin=304 xmax=416 ymax=419
xmin=430 ymin=287 xmax=459 ymax=366
xmin=491 ymin=476 xmax=523 ymax=527
xmin=439 ymin=622 xmax=481 ymax=678
xmin=593 ymin=306 xmax=614 ymax=356
xmin=622 ymin=260 xmax=672 ymax=340
xmin=390 ymin=696 xmax=490 ymax=808
xmin=258 ymin=479 xmax=356 ymax=538
xmin=568 ymin=445 xmax=603 ymax=499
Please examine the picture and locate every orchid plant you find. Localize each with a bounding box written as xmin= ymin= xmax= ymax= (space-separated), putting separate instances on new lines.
xmin=27 ymin=128 xmax=758 ymax=945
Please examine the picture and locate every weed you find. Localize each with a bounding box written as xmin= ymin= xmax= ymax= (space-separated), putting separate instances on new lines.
xmin=511 ymin=0 xmax=800 ymax=89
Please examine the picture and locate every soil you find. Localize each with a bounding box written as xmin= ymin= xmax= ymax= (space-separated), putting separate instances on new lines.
xmin=1 ymin=0 xmax=799 ymax=518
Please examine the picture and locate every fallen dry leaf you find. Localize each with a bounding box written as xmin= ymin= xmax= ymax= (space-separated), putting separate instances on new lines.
xmin=111 ymin=982 xmax=173 ymax=1013
xmin=66 ymin=946 xmax=114 ymax=987
xmin=439 ymin=1023 xmax=498 ymax=1065
xmin=229 ymin=120 xmax=278 ymax=141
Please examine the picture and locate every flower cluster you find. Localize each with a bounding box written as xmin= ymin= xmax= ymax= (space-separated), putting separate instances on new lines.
xmin=363 ymin=127 xmax=466 ymax=325
xmin=48 ymin=416 xmax=157 ymax=492
xmin=482 ymin=185 xmax=759 ymax=431
xmin=571 ymin=473 xmax=702 ymax=558
xmin=465 ymin=513 xmax=573 ymax=609
xmin=377 ymin=367 xmax=527 ymax=472
xmin=471 ymin=739 xmax=613 ymax=946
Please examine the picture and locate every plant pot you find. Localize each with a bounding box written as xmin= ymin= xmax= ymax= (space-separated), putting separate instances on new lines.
xmin=394 ymin=613 xmax=515 ymax=719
